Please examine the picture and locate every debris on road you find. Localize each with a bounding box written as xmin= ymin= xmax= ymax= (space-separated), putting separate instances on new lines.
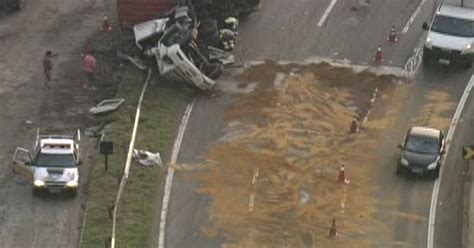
xmin=85 ymin=122 xmax=110 ymax=137
xmin=191 ymin=62 xmax=406 ymax=247
xmin=132 ymin=149 xmax=163 ymax=167
xmin=89 ymin=99 xmax=124 ymax=115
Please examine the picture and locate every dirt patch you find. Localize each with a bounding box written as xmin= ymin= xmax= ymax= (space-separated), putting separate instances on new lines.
xmin=188 ymin=62 xmax=406 ymax=247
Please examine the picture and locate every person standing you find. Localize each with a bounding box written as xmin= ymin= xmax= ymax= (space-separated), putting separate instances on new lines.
xmin=83 ymin=51 xmax=97 ymax=90
xmin=42 ymin=50 xmax=58 ymax=88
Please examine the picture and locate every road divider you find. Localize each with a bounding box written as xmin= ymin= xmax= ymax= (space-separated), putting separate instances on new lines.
xmin=427 ymin=75 xmax=474 ymax=248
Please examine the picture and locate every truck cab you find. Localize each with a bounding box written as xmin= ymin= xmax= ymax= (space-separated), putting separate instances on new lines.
xmin=13 ymin=129 xmax=81 ymax=197
xmin=422 ymin=1 xmax=474 ymax=68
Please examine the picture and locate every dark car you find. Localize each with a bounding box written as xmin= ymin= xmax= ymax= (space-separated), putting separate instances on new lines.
xmin=0 ymin=0 xmax=22 ymax=13
xmin=396 ymin=126 xmax=445 ymax=179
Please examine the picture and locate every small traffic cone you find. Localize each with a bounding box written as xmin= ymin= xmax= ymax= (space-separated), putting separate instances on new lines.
xmin=349 ymin=119 xmax=359 ymax=133
xmin=328 ymin=218 xmax=339 ymax=239
xmin=374 ymin=46 xmax=383 ymax=64
xmin=387 ymin=25 xmax=398 ymax=43
xmin=337 ymin=165 xmax=350 ymax=184
xmin=101 ymin=15 xmax=112 ymax=32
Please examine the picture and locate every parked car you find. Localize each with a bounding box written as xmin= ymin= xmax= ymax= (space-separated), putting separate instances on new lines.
xmin=396 ymin=126 xmax=445 ymax=179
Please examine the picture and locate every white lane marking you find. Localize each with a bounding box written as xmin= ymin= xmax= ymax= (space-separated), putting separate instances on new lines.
xmin=427 ymin=75 xmax=474 ymax=248
xmin=402 ymin=0 xmax=427 ymax=34
xmin=158 ymin=102 xmax=194 ymax=248
xmin=317 ymin=0 xmax=338 ymax=27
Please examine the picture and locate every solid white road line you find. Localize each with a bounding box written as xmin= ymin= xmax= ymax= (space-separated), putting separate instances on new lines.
xmin=402 ymin=0 xmax=427 ymax=34
xmin=427 ymin=75 xmax=474 ymax=248
xmin=158 ymin=102 xmax=194 ymax=248
xmin=317 ymin=0 xmax=337 ymax=27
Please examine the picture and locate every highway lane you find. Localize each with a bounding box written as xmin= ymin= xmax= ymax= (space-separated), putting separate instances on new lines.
xmin=369 ymin=65 xmax=473 ymax=247
xmin=238 ymin=0 xmax=426 ymax=66
xmin=434 ymin=76 xmax=474 ymax=248
xmin=161 ymin=0 xmax=448 ymax=247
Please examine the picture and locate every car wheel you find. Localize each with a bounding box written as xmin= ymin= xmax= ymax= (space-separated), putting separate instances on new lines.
xmin=32 ymin=188 xmax=41 ymax=197
xmin=431 ymin=167 xmax=440 ymax=179
xmin=68 ymin=189 xmax=78 ymax=198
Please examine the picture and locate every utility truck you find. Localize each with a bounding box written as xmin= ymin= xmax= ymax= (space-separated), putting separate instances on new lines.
xmin=12 ymin=129 xmax=82 ymax=197
xmin=422 ymin=0 xmax=474 ymax=68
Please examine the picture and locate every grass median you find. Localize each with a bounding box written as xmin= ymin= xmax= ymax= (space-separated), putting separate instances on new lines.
xmin=80 ymin=65 xmax=195 ymax=248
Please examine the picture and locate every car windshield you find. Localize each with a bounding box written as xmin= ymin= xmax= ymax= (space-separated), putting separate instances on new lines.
xmin=431 ymin=15 xmax=474 ymax=37
xmin=405 ymin=135 xmax=439 ymax=154
xmin=35 ymin=153 xmax=76 ymax=167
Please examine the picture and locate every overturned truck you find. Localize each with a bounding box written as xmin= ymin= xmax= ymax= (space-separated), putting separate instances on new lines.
xmin=133 ymin=0 xmax=260 ymax=90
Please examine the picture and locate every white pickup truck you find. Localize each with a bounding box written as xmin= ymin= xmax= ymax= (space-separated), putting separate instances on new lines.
xmin=422 ymin=0 xmax=474 ymax=68
xmin=12 ymin=129 xmax=81 ymax=197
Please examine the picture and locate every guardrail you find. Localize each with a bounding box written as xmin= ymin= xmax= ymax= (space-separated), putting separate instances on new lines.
xmin=110 ymin=68 xmax=152 ymax=248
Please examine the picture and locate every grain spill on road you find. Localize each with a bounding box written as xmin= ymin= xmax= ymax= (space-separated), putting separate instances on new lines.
xmin=190 ymin=62 xmax=406 ymax=247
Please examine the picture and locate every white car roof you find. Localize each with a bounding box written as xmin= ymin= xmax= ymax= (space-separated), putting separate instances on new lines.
xmin=410 ymin=126 xmax=441 ymax=138
xmin=40 ymin=138 xmax=74 ymax=154
xmin=438 ymin=4 xmax=474 ymax=20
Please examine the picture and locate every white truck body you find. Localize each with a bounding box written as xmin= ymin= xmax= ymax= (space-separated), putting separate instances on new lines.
xmin=423 ymin=0 xmax=474 ymax=67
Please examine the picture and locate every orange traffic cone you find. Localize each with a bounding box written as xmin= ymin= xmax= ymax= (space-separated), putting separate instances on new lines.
xmin=374 ymin=46 xmax=383 ymax=64
xmin=337 ymin=165 xmax=350 ymax=184
xmin=328 ymin=218 xmax=339 ymax=239
xmin=101 ymin=15 xmax=112 ymax=32
xmin=387 ymin=25 xmax=398 ymax=43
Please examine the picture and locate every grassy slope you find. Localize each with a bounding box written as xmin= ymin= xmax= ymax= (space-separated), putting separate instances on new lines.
xmin=81 ymin=66 xmax=194 ymax=248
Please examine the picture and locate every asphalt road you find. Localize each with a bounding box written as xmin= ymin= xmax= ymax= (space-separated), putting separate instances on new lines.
xmin=434 ymin=78 xmax=474 ymax=248
xmin=161 ymin=0 xmax=472 ymax=247
xmin=0 ymin=1 xmax=113 ymax=247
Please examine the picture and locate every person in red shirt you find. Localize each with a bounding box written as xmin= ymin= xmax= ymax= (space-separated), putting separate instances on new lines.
xmin=42 ymin=50 xmax=58 ymax=88
xmin=83 ymin=51 xmax=97 ymax=90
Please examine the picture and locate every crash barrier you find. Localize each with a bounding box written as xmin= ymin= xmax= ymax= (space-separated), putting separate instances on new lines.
xmin=110 ymin=68 xmax=152 ymax=248
xmin=403 ymin=47 xmax=423 ymax=79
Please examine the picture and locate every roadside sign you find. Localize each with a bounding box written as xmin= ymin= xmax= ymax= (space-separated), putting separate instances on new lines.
xmin=462 ymin=145 xmax=474 ymax=160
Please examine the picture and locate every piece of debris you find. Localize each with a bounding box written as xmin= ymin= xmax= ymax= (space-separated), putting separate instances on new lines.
xmin=116 ymin=51 xmax=147 ymax=71
xmin=132 ymin=149 xmax=163 ymax=167
xmin=25 ymin=120 xmax=33 ymax=125
xmin=299 ymin=190 xmax=310 ymax=205
xmin=89 ymin=99 xmax=124 ymax=115
xmin=85 ymin=122 xmax=109 ymax=137
xmin=207 ymin=46 xmax=235 ymax=65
